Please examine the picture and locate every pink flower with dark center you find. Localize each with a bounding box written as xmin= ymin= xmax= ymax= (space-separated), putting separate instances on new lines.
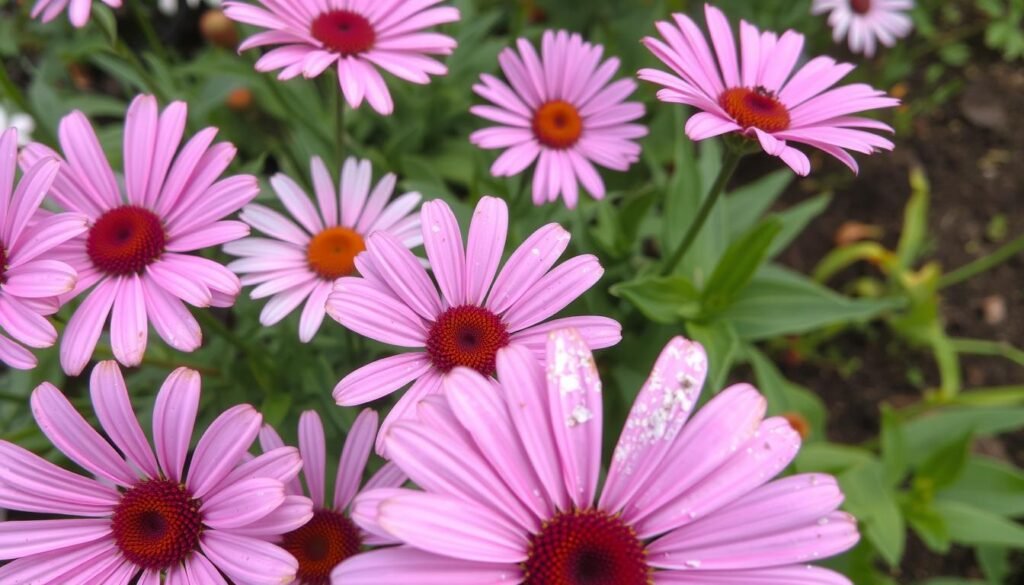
xmin=225 ymin=156 xmax=421 ymax=342
xmin=470 ymin=30 xmax=647 ymax=209
xmin=30 ymin=0 xmax=121 ymax=28
xmin=813 ymin=0 xmax=914 ymax=57
xmin=259 ymin=410 xmax=407 ymax=584
xmin=338 ymin=330 xmax=860 ymax=585
xmin=224 ymin=0 xmax=460 ymax=115
xmin=326 ymin=196 xmax=621 ymax=453
xmin=0 ymin=128 xmax=89 ymax=369
xmin=20 ymin=95 xmax=259 ymax=375
xmin=0 ymin=361 xmax=314 ymax=584
xmin=640 ymin=3 xmax=900 ymax=175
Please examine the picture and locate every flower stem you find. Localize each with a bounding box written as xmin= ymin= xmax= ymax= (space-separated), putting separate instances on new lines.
xmin=661 ymin=148 xmax=743 ymax=276
xmin=938 ymin=232 xmax=1024 ymax=290
xmin=335 ymin=86 xmax=346 ymax=170
xmin=126 ymin=0 xmax=171 ymax=63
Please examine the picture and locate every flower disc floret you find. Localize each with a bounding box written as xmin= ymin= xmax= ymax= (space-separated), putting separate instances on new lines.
xmin=525 ymin=509 xmax=650 ymax=585
xmin=311 ymin=10 xmax=376 ymax=55
xmin=86 ymin=206 xmax=167 ymax=275
xmin=111 ymin=479 xmax=203 ymax=570
xmin=427 ymin=304 xmax=510 ymax=375
xmin=307 ymin=226 xmax=366 ymax=280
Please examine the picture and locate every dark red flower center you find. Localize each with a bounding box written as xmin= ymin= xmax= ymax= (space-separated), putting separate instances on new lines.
xmin=307 ymin=226 xmax=366 ymax=280
xmin=850 ymin=0 xmax=872 ymax=14
xmin=426 ymin=304 xmax=510 ymax=375
xmin=311 ymin=10 xmax=376 ymax=56
xmin=111 ymin=479 xmax=203 ymax=571
xmin=533 ymin=100 xmax=584 ymax=149
xmin=281 ymin=509 xmax=363 ymax=585
xmin=86 ymin=205 xmax=167 ymax=275
xmin=0 ymin=244 xmax=7 ymax=283
xmin=524 ymin=509 xmax=650 ymax=585
xmin=719 ymin=86 xmax=791 ymax=133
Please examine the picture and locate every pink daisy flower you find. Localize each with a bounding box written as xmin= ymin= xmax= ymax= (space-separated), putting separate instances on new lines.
xmin=0 ymin=128 xmax=89 ymax=369
xmin=20 ymin=94 xmax=259 ymax=376
xmin=224 ymin=0 xmax=460 ymax=116
xmin=639 ymin=3 xmax=900 ymax=175
xmin=0 ymin=361 xmax=314 ymax=584
xmin=30 ymin=0 xmax=121 ymax=28
xmin=225 ymin=156 xmax=421 ymax=343
xmin=470 ymin=30 xmax=647 ymax=209
xmin=339 ymin=330 xmax=860 ymax=584
xmin=812 ymin=0 xmax=914 ymax=57
xmin=259 ymin=409 xmax=407 ymax=584
xmin=326 ymin=196 xmax=620 ymax=452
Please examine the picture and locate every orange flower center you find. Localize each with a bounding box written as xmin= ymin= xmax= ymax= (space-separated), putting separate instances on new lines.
xmin=524 ymin=509 xmax=651 ymax=585
xmin=311 ymin=10 xmax=376 ymax=56
xmin=111 ymin=479 xmax=203 ymax=571
xmin=281 ymin=509 xmax=363 ymax=585
xmin=306 ymin=227 xmax=365 ymax=280
xmin=718 ymin=87 xmax=791 ymax=133
xmin=87 ymin=205 xmax=167 ymax=275
xmin=850 ymin=0 xmax=871 ymax=14
xmin=426 ymin=304 xmax=510 ymax=375
xmin=533 ymin=100 xmax=584 ymax=149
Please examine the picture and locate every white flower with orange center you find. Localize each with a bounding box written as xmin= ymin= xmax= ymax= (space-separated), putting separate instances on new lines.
xmin=226 ymin=156 xmax=421 ymax=342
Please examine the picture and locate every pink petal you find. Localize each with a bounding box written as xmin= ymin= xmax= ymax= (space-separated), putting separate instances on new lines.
xmin=378 ymin=491 xmax=529 ymax=563
xmin=333 ymin=352 xmax=432 ymax=405
xmin=463 ymin=196 xmax=508 ymax=306
xmin=187 ymin=404 xmax=262 ymax=498
xmin=334 ymin=408 xmax=378 ymax=511
xmin=90 ymin=360 xmax=160 ymax=478
xmin=420 ymin=199 xmax=466 ymax=306
xmin=298 ymin=410 xmax=327 ymax=508
xmin=200 ymin=530 xmax=298 ymax=585
xmin=201 ymin=477 xmax=286 ymax=530
xmin=153 ymin=367 xmax=201 ymax=482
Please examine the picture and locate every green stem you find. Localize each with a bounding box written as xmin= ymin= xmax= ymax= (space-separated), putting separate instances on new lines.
xmin=950 ymin=338 xmax=1024 ymax=368
xmin=195 ymin=310 xmax=262 ymax=358
xmin=938 ymin=232 xmax=1024 ymax=289
xmin=126 ymin=0 xmax=170 ymax=63
xmin=335 ymin=86 xmax=346 ymax=170
xmin=109 ymin=41 xmax=168 ymax=102
xmin=661 ymin=148 xmax=743 ymax=276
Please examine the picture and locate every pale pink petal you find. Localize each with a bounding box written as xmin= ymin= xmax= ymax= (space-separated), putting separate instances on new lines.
xmin=89 ymin=360 xmax=160 ymax=478
xmin=463 ymin=196 xmax=508 ymax=305
xmin=152 ymin=367 xmax=201 ymax=482
xmin=200 ymin=530 xmax=298 ymax=585
xmin=333 ymin=352 xmax=432 ymax=405
xmin=334 ymin=408 xmax=378 ymax=510
xmin=187 ymin=404 xmax=262 ymax=498
xmin=420 ymin=199 xmax=465 ymax=306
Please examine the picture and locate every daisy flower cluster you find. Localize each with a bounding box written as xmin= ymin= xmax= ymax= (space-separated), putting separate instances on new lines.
xmin=0 ymin=1 xmax=917 ymax=583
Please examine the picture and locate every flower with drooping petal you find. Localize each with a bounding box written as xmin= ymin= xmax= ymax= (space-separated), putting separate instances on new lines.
xmin=30 ymin=0 xmax=122 ymax=28
xmin=0 ymin=104 xmax=35 ymax=145
xmin=0 ymin=128 xmax=89 ymax=369
xmin=812 ymin=0 xmax=914 ymax=57
xmin=20 ymin=94 xmax=259 ymax=376
xmin=0 ymin=361 xmax=314 ymax=584
xmin=640 ymin=3 xmax=899 ymax=175
xmin=326 ymin=196 xmax=621 ymax=452
xmin=224 ymin=0 xmax=460 ymax=116
xmin=225 ymin=156 xmax=421 ymax=343
xmin=338 ymin=330 xmax=860 ymax=585
xmin=260 ymin=409 xmax=406 ymax=584
xmin=471 ymin=30 xmax=647 ymax=209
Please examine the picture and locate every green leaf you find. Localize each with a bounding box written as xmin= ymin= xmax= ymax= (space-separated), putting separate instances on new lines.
xmin=724 ymin=169 xmax=793 ymax=238
xmin=840 ymin=461 xmax=906 ymax=567
xmin=903 ymin=406 xmax=1024 ymax=466
xmin=686 ymin=321 xmax=739 ymax=394
xmin=92 ymin=5 xmax=118 ymax=45
xmin=795 ymin=443 xmax=874 ymax=475
xmin=880 ymin=406 xmax=908 ymax=486
xmin=940 ymin=457 xmax=1024 ymax=516
xmin=977 ymin=545 xmax=1011 ymax=585
xmin=611 ymin=275 xmax=701 ymax=324
xmin=700 ymin=218 xmax=783 ymax=314
xmin=719 ymin=265 xmax=903 ymax=340
xmin=896 ymin=167 xmax=930 ymax=269
xmin=934 ymin=500 xmax=1024 ymax=548
xmin=746 ymin=344 xmax=825 ymax=437
xmin=916 ymin=431 xmax=972 ymax=489
xmin=904 ymin=500 xmax=951 ymax=553
xmin=766 ymin=193 xmax=832 ymax=258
